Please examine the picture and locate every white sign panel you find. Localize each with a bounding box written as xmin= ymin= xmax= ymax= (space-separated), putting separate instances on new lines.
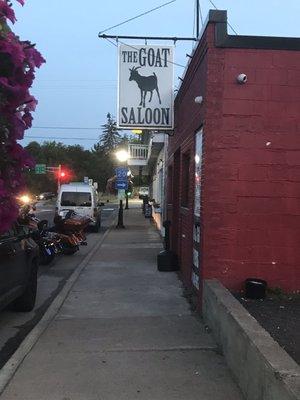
xmin=194 ymin=130 xmax=203 ymax=218
xmin=118 ymin=44 xmax=174 ymax=130
xmin=118 ymin=189 xmax=126 ymax=200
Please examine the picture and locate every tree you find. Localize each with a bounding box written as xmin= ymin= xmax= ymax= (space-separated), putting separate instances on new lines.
xmin=100 ymin=113 xmax=120 ymax=154
xmin=25 ymin=141 xmax=115 ymax=194
xmin=91 ymin=143 xmax=114 ymax=192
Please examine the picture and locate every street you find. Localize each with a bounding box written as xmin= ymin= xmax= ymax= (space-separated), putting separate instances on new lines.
xmin=0 ymin=203 xmax=118 ymax=370
xmin=34 ymin=200 xmax=56 ymax=226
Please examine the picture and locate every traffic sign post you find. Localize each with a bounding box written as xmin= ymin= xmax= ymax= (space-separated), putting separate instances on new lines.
xmin=57 ymin=164 xmax=61 ymax=192
xmin=35 ymin=164 xmax=46 ymax=174
xmin=37 ymin=164 xmax=61 ymax=193
xmin=116 ymin=200 xmax=125 ymax=229
xmin=115 ymin=167 xmax=128 ymax=180
xmin=117 ymin=189 xmax=126 ymax=200
xmin=115 ymin=167 xmax=128 ymax=229
xmin=115 ymin=181 xmax=128 ymax=190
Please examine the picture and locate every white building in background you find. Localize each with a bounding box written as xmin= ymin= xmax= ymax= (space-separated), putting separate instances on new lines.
xmin=127 ymin=132 xmax=168 ymax=235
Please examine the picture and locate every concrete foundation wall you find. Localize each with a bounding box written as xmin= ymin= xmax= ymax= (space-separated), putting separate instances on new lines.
xmin=203 ymin=280 xmax=300 ymax=400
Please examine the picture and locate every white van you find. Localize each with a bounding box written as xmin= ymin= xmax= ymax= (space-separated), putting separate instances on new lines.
xmin=138 ymin=186 xmax=149 ymax=199
xmin=56 ymin=183 xmax=101 ymax=232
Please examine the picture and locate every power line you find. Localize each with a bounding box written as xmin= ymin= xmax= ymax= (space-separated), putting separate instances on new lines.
xmin=99 ymin=0 xmax=177 ymax=35
xmin=31 ymin=126 xmax=101 ymax=130
xmin=193 ymin=1 xmax=196 ymax=37
xmin=25 ymin=136 xmax=99 ymax=141
xmin=105 ymin=37 xmax=118 ymax=48
xmin=199 ymin=1 xmax=204 ymax=26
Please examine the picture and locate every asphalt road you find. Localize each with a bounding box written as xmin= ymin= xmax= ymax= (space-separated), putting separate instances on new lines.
xmin=0 ymin=203 xmax=118 ymax=370
xmin=34 ymin=199 xmax=56 ymax=226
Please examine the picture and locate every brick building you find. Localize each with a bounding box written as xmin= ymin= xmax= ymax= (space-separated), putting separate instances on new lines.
xmin=166 ymin=10 xmax=300 ymax=302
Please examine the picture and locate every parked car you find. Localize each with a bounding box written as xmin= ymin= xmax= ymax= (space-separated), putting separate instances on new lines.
xmin=0 ymin=224 xmax=39 ymax=312
xmin=36 ymin=192 xmax=56 ymax=201
xmin=56 ymin=183 xmax=101 ymax=232
xmin=138 ymin=186 xmax=149 ymax=199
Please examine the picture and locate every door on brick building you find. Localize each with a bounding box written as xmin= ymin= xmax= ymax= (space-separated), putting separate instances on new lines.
xmin=192 ymin=129 xmax=203 ymax=291
xmin=171 ymin=149 xmax=181 ymax=254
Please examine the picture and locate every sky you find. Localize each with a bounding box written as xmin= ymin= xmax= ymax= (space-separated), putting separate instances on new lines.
xmin=13 ymin=0 xmax=300 ymax=149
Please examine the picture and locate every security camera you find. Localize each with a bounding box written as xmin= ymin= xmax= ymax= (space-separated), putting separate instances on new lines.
xmin=237 ymin=74 xmax=247 ymax=84
xmin=194 ymin=96 xmax=203 ymax=104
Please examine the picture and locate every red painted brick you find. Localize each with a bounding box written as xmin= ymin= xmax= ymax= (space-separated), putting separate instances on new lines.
xmin=286 ymin=151 xmax=300 ymax=166
xmin=238 ymin=166 xmax=269 ymax=181
xmin=225 ymin=50 xmax=273 ymax=68
xmin=168 ymin=21 xmax=300 ymax=296
xmin=272 ymin=52 xmax=300 ymax=68
xmin=223 ymin=115 xmax=264 ymax=132
xmin=288 ymin=69 xmax=300 ymax=86
xmin=263 ymin=118 xmax=298 ymax=134
xmin=271 ymin=85 xmax=300 ymax=102
xmin=223 ymin=99 xmax=257 ymax=115
xmin=224 ymin=84 xmax=270 ymax=101
xmin=255 ymin=68 xmax=288 ymax=85
xmin=267 ymin=165 xmax=289 ymax=181
xmin=289 ymin=167 xmax=300 ymax=181
xmin=237 ymin=197 xmax=285 ymax=214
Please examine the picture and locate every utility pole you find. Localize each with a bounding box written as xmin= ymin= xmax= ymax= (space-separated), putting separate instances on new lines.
xmin=116 ymin=199 xmax=125 ymax=229
xmin=115 ymin=150 xmax=129 ymax=228
xmin=196 ymin=0 xmax=200 ymax=38
xmin=58 ymin=164 xmax=61 ymax=193
xmin=46 ymin=164 xmax=62 ymax=193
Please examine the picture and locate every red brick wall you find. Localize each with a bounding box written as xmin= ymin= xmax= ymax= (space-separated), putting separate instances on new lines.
xmin=203 ymin=44 xmax=300 ymax=292
xmin=168 ymin=20 xmax=300 ymax=293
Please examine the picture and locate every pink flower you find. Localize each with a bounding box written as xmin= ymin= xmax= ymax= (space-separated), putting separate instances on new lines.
xmin=0 ymin=1 xmax=16 ymax=23
xmin=24 ymin=45 xmax=46 ymax=69
xmin=0 ymin=0 xmax=44 ymax=232
xmin=22 ymin=109 xmax=32 ymax=128
xmin=24 ymin=95 xmax=38 ymax=111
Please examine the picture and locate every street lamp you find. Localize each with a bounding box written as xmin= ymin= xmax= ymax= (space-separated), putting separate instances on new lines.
xmin=115 ymin=150 xmax=129 ymax=163
xmin=115 ymin=149 xmax=129 ymax=228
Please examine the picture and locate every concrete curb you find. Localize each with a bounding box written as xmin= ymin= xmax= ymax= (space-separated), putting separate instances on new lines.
xmin=203 ymin=279 xmax=300 ymax=400
xmin=0 ymin=220 xmax=115 ymax=395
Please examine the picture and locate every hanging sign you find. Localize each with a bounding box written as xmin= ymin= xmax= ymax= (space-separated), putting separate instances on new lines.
xmin=118 ymin=44 xmax=174 ymax=130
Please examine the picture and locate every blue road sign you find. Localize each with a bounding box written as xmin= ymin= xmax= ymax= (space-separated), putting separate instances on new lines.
xmin=115 ymin=167 xmax=128 ymax=180
xmin=115 ymin=180 xmax=128 ymax=190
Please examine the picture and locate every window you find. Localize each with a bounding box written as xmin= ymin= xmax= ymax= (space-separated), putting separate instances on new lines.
xmin=167 ymin=166 xmax=173 ymax=204
xmin=61 ymin=192 xmax=92 ymax=207
xmin=181 ymin=153 xmax=190 ymax=207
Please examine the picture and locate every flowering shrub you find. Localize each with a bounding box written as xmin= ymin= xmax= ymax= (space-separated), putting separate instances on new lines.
xmin=0 ymin=0 xmax=45 ymax=233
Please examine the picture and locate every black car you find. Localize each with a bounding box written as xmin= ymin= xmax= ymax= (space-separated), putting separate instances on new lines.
xmin=0 ymin=224 xmax=39 ymax=312
xmin=36 ymin=192 xmax=55 ymax=201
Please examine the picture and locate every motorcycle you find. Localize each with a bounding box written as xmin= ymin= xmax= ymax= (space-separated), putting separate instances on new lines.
xmin=18 ymin=206 xmax=57 ymax=265
xmin=18 ymin=203 xmax=89 ymax=260
xmin=53 ymin=210 xmax=90 ymax=255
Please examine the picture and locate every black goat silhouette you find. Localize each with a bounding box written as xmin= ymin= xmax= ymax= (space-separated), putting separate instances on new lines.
xmin=129 ymin=66 xmax=161 ymax=108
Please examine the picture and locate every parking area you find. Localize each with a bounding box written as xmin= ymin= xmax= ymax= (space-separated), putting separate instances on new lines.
xmin=0 ymin=204 xmax=117 ymax=369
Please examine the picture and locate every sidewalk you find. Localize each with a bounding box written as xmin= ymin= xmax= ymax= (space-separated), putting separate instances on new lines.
xmin=1 ymin=206 xmax=244 ymax=400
